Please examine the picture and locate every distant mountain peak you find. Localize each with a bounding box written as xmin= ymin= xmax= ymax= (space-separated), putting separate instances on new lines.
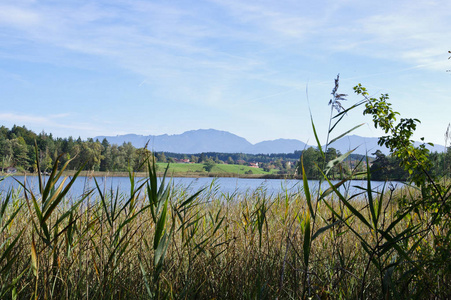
xmin=94 ymin=129 xmax=444 ymax=155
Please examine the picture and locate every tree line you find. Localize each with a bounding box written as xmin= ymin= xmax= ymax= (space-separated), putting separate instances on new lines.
xmin=1 ymin=125 xmax=449 ymax=180
xmin=0 ymin=125 xmax=342 ymax=174
xmin=299 ymin=146 xmax=451 ymax=181
xmin=0 ymin=125 xmax=148 ymax=172
xmin=370 ymin=148 xmax=451 ymax=180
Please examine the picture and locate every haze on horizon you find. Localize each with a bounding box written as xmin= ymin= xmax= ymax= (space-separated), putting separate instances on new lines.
xmin=1 ymin=0 xmax=450 ymax=146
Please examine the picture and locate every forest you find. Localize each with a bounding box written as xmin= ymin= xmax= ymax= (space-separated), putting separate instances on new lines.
xmin=1 ymin=124 xmax=450 ymax=180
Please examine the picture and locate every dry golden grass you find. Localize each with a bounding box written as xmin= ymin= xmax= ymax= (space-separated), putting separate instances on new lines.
xmin=0 ymin=173 xmax=448 ymax=299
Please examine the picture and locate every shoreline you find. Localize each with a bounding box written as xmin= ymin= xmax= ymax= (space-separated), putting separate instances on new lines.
xmin=3 ymin=170 xmax=302 ymax=180
xmin=2 ymin=171 xmax=366 ymax=180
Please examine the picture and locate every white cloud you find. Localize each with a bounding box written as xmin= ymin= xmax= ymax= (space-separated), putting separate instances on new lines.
xmin=210 ymin=0 xmax=451 ymax=71
xmin=0 ymin=5 xmax=41 ymax=28
xmin=0 ymin=113 xmax=48 ymax=124
xmin=0 ymin=112 xmax=92 ymax=132
xmin=2 ymin=0 xmax=449 ymax=72
xmin=337 ymin=1 xmax=451 ymax=69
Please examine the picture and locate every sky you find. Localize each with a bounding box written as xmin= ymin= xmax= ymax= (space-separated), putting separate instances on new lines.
xmin=1 ymin=0 xmax=450 ymax=147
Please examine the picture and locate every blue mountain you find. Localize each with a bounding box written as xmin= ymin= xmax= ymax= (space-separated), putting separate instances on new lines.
xmin=94 ymin=130 xmax=444 ymax=156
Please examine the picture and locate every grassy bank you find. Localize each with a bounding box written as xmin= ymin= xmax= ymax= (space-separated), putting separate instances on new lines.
xmin=7 ymin=162 xmax=291 ymax=179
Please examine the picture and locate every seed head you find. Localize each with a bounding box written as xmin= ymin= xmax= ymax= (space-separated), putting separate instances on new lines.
xmin=329 ymin=74 xmax=347 ymax=113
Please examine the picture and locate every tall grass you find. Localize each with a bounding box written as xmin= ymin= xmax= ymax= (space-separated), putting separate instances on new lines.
xmin=0 ymin=161 xmax=448 ymax=299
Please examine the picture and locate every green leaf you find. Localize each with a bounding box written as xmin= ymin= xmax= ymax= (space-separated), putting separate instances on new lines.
xmin=311 ymin=115 xmax=325 ymax=160
xmin=321 ymin=171 xmax=373 ymax=230
xmin=312 ymin=221 xmax=341 ymax=241
xmin=365 ymin=158 xmax=378 ymax=230
xmin=325 ymin=148 xmax=356 ymax=175
xmin=303 ymin=214 xmax=311 ymax=267
xmin=154 ymin=199 xmax=168 ymax=250
xmin=323 ymin=199 xmax=370 ymax=248
xmin=328 ymin=123 xmax=364 ymax=146
xmin=301 ymin=157 xmax=314 ymax=218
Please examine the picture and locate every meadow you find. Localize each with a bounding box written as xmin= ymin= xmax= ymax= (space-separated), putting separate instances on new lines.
xmin=156 ymin=162 xmax=278 ymax=176
xmin=31 ymin=162 xmax=280 ymax=179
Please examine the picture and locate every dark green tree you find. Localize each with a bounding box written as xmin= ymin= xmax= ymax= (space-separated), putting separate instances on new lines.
xmin=369 ymin=150 xmax=390 ymax=180
xmin=157 ymin=152 xmax=167 ymax=163
xmin=203 ymin=159 xmax=216 ymax=172
xmin=274 ymin=159 xmax=283 ymax=170
xmin=121 ymin=142 xmax=136 ymax=169
xmin=297 ymin=147 xmax=320 ymax=178
xmin=99 ymin=138 xmax=112 ymax=171
xmin=11 ymin=137 xmax=30 ymax=170
xmin=134 ymin=148 xmax=152 ymax=171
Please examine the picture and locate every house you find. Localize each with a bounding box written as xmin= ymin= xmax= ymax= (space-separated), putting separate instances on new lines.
xmin=249 ymin=162 xmax=259 ymax=168
xmin=175 ymin=158 xmax=190 ymax=164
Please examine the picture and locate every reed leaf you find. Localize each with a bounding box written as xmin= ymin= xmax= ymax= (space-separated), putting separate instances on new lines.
xmin=321 ymin=172 xmax=373 ymax=230
xmin=311 ymin=116 xmax=325 ymax=160
xmin=302 ymin=213 xmax=311 ymax=267
xmin=324 ymin=148 xmax=356 ymax=176
xmin=328 ymin=123 xmax=365 ymax=146
xmin=301 ymin=156 xmax=314 ymax=218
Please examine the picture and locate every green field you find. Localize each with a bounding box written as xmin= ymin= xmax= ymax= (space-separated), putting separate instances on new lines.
xmin=156 ymin=162 xmax=280 ymax=176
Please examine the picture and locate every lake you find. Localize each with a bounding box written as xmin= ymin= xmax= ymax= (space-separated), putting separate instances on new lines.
xmin=0 ymin=175 xmax=403 ymax=200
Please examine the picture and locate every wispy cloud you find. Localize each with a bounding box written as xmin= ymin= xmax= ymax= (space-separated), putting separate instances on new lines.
xmin=0 ymin=113 xmax=48 ymax=124
xmin=0 ymin=112 xmax=91 ymax=132
xmin=0 ymin=4 xmax=41 ymax=28
xmin=210 ymin=0 xmax=451 ymax=70
xmin=2 ymin=0 xmax=449 ymax=74
xmin=333 ymin=1 xmax=451 ymax=69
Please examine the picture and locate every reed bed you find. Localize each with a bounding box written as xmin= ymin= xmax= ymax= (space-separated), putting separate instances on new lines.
xmin=0 ymin=164 xmax=448 ymax=299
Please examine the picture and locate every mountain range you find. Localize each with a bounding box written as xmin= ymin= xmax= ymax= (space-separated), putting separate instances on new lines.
xmin=94 ymin=129 xmax=445 ymax=156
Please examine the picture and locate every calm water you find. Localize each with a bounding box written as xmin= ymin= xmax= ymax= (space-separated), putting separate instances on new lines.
xmin=0 ymin=175 xmax=403 ymax=200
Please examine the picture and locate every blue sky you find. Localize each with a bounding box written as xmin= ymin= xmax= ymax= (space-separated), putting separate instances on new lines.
xmin=1 ymin=0 xmax=450 ymax=147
